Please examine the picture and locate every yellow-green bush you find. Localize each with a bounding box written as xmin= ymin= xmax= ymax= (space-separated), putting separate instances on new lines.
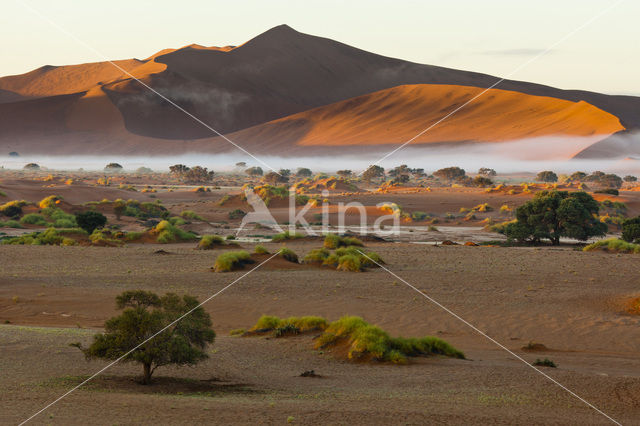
xmin=213 ymin=250 xmax=253 ymax=272
xmin=583 ymin=238 xmax=640 ymax=254
xmin=197 ymin=234 xmax=226 ymax=250
xmin=152 ymin=220 xmax=197 ymax=244
xmin=278 ymin=247 xmax=299 ymax=263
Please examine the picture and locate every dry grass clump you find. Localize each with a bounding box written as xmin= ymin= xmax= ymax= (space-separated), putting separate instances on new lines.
xmin=583 ymin=238 xmax=640 ymax=254
xmin=323 ymin=234 xmax=363 ymax=249
xmin=151 ymin=220 xmax=197 ymax=244
xmin=213 ymin=250 xmax=253 ymax=272
xmin=197 ymin=234 xmax=226 ymax=250
xmin=271 ymin=230 xmax=304 ymax=242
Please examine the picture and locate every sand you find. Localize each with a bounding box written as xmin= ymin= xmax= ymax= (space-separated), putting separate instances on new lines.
xmin=1 ymin=242 xmax=640 ymax=425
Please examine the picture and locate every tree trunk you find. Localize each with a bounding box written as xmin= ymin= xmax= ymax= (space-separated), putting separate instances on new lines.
xmin=142 ymin=363 xmax=152 ymax=385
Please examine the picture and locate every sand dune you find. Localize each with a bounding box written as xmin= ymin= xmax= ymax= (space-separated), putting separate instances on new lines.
xmin=0 ymin=60 xmax=143 ymax=99
xmin=233 ymin=84 xmax=623 ymax=147
xmin=0 ymin=24 xmax=639 ymax=158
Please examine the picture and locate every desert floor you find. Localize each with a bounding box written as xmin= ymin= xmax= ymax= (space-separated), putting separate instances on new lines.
xmin=2 ymin=240 xmax=640 ymax=425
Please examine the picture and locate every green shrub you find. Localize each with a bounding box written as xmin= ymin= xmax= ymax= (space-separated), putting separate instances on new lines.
xmin=0 ymin=190 xmax=6 ymax=197
xmin=3 ymin=227 xmax=84 ymax=246
xmin=0 ymin=200 xmax=28 ymax=217
xmin=621 ymin=217 xmax=640 ymax=243
xmin=89 ymin=229 xmax=124 ymax=247
xmin=315 ymin=316 xmax=464 ymax=363
xmin=254 ymin=245 xmax=269 ymax=254
xmin=125 ymin=231 xmax=144 ymax=241
xmin=533 ymin=358 xmax=557 ymax=368
xmin=595 ymin=188 xmax=619 ymax=196
xmin=76 ymin=211 xmax=107 ymax=234
xmin=0 ymin=220 xmax=22 ymax=228
xmin=336 ymin=254 xmax=362 ymax=272
xmin=274 ymin=324 xmax=300 ymax=337
xmin=151 ymin=220 xmax=197 ymax=244
xmin=271 ymin=230 xmax=303 ymax=242
xmin=20 ymin=213 xmax=48 ymax=226
xmin=250 ymin=315 xmax=328 ymax=333
xmin=53 ymin=218 xmax=76 ymax=228
xmin=228 ymin=209 xmax=246 ymax=219
xmin=411 ymin=211 xmax=429 ymax=221
xmin=583 ymin=238 xmax=640 ymax=254
xmin=229 ymin=328 xmax=246 ymax=336
xmin=303 ymin=248 xmax=330 ymax=263
xmin=39 ymin=195 xmax=62 ymax=209
xmin=213 ymin=250 xmax=253 ymax=272
xmin=168 ymin=216 xmax=186 ymax=226
xmin=323 ymin=234 xmax=363 ymax=249
xmin=181 ymin=210 xmax=204 ymax=221
xmin=197 ymin=234 xmax=225 ymax=250
xmin=278 ymin=247 xmax=299 ymax=263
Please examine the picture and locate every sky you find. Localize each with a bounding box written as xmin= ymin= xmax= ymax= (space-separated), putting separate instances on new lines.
xmin=1 ymin=0 xmax=638 ymax=95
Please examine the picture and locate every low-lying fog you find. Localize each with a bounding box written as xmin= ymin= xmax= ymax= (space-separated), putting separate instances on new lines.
xmin=0 ymin=136 xmax=638 ymax=175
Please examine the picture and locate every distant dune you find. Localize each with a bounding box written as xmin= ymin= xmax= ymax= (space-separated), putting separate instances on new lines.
xmin=0 ymin=24 xmax=638 ymax=158
xmin=234 ymin=84 xmax=623 ymax=147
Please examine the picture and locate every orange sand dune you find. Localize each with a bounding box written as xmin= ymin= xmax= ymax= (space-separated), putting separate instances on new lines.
xmin=0 ymin=59 xmax=143 ymax=97
xmin=228 ymin=84 xmax=624 ymax=148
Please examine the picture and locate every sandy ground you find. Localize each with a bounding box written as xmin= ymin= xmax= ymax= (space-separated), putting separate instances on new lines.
xmin=2 ymin=241 xmax=640 ymax=425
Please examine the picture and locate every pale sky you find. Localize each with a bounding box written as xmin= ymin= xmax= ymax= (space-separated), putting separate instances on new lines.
xmin=1 ymin=0 xmax=638 ymax=95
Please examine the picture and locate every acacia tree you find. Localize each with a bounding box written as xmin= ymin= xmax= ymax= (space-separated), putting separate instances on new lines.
xmin=74 ymin=290 xmax=215 ymax=384
xmin=245 ymin=166 xmax=263 ymax=177
xmin=503 ymin=190 xmax=606 ymax=245
xmin=478 ymin=167 xmax=497 ymax=177
xmin=263 ymin=171 xmax=288 ymax=185
xmin=536 ymin=171 xmax=558 ymax=182
xmin=296 ymin=168 xmax=312 ymax=177
xmin=434 ymin=167 xmax=466 ymax=181
xmin=362 ymin=165 xmax=385 ymax=182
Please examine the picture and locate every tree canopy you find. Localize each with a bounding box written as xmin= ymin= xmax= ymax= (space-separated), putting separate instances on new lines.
xmin=75 ymin=211 xmax=107 ymax=234
xmin=434 ymin=167 xmax=466 ymax=181
xmin=621 ymin=217 xmax=640 ymax=243
xmin=362 ymin=165 xmax=385 ymax=182
xmin=74 ymin=290 xmax=215 ymax=384
xmin=536 ymin=171 xmax=558 ymax=182
xmin=502 ymin=190 xmax=606 ymax=245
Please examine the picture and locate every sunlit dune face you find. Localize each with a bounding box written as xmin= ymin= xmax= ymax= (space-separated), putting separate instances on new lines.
xmin=277 ymin=84 xmax=625 ymax=146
